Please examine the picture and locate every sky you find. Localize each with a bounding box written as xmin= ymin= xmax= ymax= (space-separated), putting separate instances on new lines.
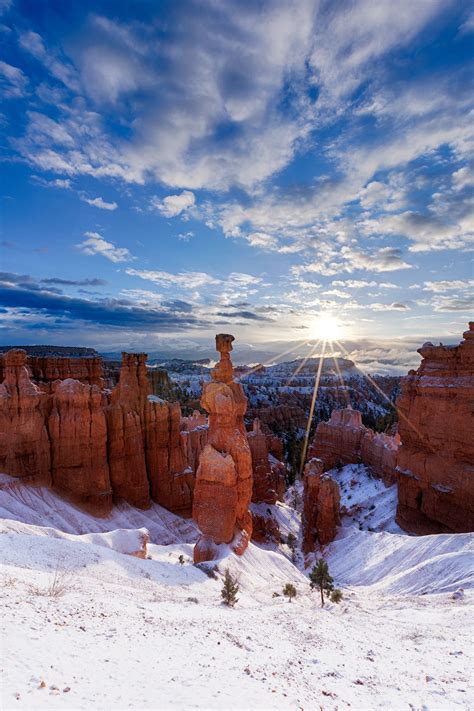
xmin=0 ymin=0 xmax=473 ymax=372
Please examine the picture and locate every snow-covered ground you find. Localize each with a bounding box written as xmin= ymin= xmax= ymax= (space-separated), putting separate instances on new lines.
xmin=1 ymin=469 xmax=473 ymax=710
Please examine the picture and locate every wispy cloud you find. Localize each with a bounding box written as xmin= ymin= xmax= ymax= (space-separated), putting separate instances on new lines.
xmin=81 ymin=196 xmax=118 ymax=210
xmin=76 ymin=232 xmax=135 ymax=262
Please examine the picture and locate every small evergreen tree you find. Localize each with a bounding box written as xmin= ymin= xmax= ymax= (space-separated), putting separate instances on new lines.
xmin=330 ymin=588 xmax=343 ymax=604
xmin=309 ymin=558 xmax=334 ymax=607
xmin=221 ymin=568 xmax=239 ymax=607
xmin=287 ymin=532 xmax=297 ymax=552
xmin=178 ymin=554 xmax=185 ymax=565
xmin=283 ymin=582 xmax=297 ymax=603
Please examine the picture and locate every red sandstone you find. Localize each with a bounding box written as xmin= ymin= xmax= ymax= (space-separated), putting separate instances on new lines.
xmin=396 ymin=323 xmax=474 ymax=534
xmin=192 ymin=334 xmax=253 ymax=561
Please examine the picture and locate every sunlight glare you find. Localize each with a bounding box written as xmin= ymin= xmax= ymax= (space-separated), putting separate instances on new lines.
xmin=310 ymin=314 xmax=343 ymax=342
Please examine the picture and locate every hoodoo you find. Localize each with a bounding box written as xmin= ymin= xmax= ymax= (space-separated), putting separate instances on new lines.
xmin=192 ymin=334 xmax=253 ymax=562
xmin=396 ymin=323 xmax=474 ymax=534
xmin=0 ymin=349 xmax=201 ymax=516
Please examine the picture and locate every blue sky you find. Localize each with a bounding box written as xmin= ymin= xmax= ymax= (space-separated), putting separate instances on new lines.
xmin=0 ymin=0 xmax=472 ymax=371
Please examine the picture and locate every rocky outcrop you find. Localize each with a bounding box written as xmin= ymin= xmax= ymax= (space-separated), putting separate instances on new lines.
xmin=396 ymin=323 xmax=474 ymax=534
xmin=0 ymin=349 xmax=205 ymax=517
xmin=192 ymin=335 xmax=253 ymax=562
xmin=48 ymin=378 xmax=111 ymax=514
xmin=27 ymin=356 xmax=105 ymax=387
xmin=302 ymin=458 xmax=340 ymax=552
xmin=309 ymin=407 xmax=400 ymax=485
xmin=360 ymin=430 xmax=400 ymax=486
xmin=250 ymin=510 xmax=281 ymax=544
xmin=0 ymin=350 xmax=51 ymax=486
xmin=310 ymin=408 xmax=366 ymax=470
xmin=248 ymin=419 xmax=286 ymax=504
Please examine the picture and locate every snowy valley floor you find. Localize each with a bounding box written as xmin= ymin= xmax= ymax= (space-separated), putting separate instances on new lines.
xmin=1 ymin=467 xmax=473 ymax=711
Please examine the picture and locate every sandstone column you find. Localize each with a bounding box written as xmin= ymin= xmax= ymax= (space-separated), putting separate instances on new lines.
xmin=192 ymin=334 xmax=253 ymax=562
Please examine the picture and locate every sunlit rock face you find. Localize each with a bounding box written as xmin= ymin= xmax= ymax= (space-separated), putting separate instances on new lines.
xmin=192 ymin=334 xmax=253 ymax=562
xmin=0 ymin=349 xmax=51 ymax=487
xmin=0 ymin=349 xmax=201 ymax=517
xmin=310 ymin=408 xmax=366 ymax=470
xmin=27 ymin=355 xmax=105 ymax=388
xmin=396 ymin=323 xmax=474 ymax=534
xmin=248 ymin=418 xmax=286 ymax=505
xmin=302 ymin=458 xmax=340 ymax=552
xmin=309 ymin=407 xmax=400 ymax=486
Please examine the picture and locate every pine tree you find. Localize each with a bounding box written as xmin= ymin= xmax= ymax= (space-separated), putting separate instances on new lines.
xmin=309 ymin=558 xmax=334 ymax=607
xmin=282 ymin=582 xmax=297 ymax=603
xmin=221 ymin=568 xmax=239 ymax=607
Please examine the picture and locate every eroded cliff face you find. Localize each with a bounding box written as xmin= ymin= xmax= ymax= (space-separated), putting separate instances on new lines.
xmin=192 ymin=334 xmax=253 ymax=562
xmin=302 ymin=458 xmax=340 ymax=553
xmin=248 ymin=418 xmax=285 ymax=505
xmin=0 ymin=350 xmax=51 ymax=486
xmin=309 ymin=407 xmax=399 ymax=486
xmin=396 ymin=323 xmax=474 ymax=534
xmin=0 ymin=349 xmax=202 ymax=516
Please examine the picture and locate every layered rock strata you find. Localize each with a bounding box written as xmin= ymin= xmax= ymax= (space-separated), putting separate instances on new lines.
xmin=396 ymin=323 xmax=474 ymax=534
xmin=192 ymin=334 xmax=253 ymax=562
xmin=302 ymin=458 xmax=341 ymax=552
xmin=0 ymin=349 xmax=202 ymax=516
xmin=309 ymin=407 xmax=399 ymax=485
xmin=248 ymin=418 xmax=285 ymax=504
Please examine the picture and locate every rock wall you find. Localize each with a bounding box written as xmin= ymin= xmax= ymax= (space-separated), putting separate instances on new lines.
xmin=0 ymin=349 xmax=202 ymax=517
xmin=396 ymin=323 xmax=474 ymax=534
xmin=27 ymin=356 xmax=105 ymax=388
xmin=248 ymin=418 xmax=285 ymax=504
xmin=309 ymin=407 xmax=399 ymax=485
xmin=302 ymin=457 xmax=340 ymax=552
xmin=192 ymin=334 xmax=253 ymax=562
xmin=0 ymin=350 xmax=51 ymax=487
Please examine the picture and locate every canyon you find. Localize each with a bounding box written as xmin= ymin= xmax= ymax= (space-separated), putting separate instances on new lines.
xmin=1 ymin=323 xmax=473 ymax=544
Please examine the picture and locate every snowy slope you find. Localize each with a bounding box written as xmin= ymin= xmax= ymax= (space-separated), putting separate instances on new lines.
xmin=1 ymin=472 xmax=473 ymax=710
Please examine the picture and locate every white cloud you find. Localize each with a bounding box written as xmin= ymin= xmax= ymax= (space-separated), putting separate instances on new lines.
xmin=76 ymin=232 xmax=134 ymax=262
xmin=151 ymin=190 xmax=195 ymax=218
xmin=82 ymin=196 xmax=118 ymax=211
xmin=423 ymin=279 xmax=474 ymax=293
xmin=0 ymin=61 xmax=28 ymax=98
xmin=126 ymin=268 xmax=220 ymax=289
xmin=369 ymin=302 xmax=411 ymax=312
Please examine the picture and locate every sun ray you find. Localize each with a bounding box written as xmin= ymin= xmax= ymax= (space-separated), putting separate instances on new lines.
xmin=299 ymin=338 xmax=327 ymax=477
xmin=236 ymin=339 xmax=311 ymax=382
xmin=283 ymin=339 xmax=322 ymax=388
xmin=332 ymin=354 xmax=351 ymax=408
xmin=334 ymin=338 xmax=432 ymax=449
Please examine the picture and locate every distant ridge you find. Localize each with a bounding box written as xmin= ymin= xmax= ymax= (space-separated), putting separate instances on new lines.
xmin=0 ymin=345 xmax=99 ymax=357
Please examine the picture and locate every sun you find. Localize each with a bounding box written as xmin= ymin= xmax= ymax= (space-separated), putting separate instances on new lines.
xmin=310 ymin=314 xmax=343 ymax=342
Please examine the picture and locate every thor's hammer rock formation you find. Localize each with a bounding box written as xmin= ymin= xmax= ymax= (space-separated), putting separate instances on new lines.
xmin=192 ymin=334 xmax=253 ymax=562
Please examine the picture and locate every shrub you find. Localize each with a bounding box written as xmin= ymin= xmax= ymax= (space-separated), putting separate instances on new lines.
xmin=221 ymin=568 xmax=239 ymax=607
xmin=282 ymin=582 xmax=297 ymax=603
xmin=178 ymin=554 xmax=185 ymax=565
xmin=272 ymin=591 xmax=281 ymax=598
xmin=186 ymin=596 xmax=199 ymax=604
xmin=287 ymin=533 xmax=297 ymax=551
xmin=330 ymin=589 xmax=343 ymax=603
xmin=29 ymin=562 xmax=72 ymax=598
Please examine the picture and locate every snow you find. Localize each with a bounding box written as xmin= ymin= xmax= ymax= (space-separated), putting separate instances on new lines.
xmin=1 ymin=470 xmax=473 ymax=710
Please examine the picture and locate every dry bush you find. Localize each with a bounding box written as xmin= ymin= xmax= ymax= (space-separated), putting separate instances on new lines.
xmin=29 ymin=562 xmax=73 ymax=598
